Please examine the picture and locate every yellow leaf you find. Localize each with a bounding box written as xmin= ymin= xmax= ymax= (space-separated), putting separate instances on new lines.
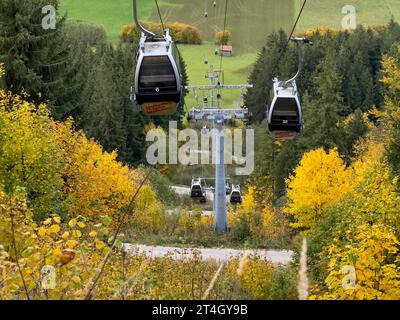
xmin=89 ymin=231 xmax=97 ymax=238
xmin=61 ymin=232 xmax=70 ymax=240
xmin=49 ymin=224 xmax=60 ymax=234
xmin=355 ymin=290 xmax=364 ymax=300
xmin=38 ymin=227 xmax=46 ymax=237
xmin=72 ymin=230 xmax=82 ymax=238
xmin=24 ymin=267 xmax=33 ymax=275
xmin=66 ymin=240 xmax=77 ymax=249
xmin=77 ymin=221 xmax=86 ymax=229
xmin=43 ymin=218 xmax=52 ymax=225
xmin=45 ymin=256 xmax=54 ymax=265
xmin=53 ymin=216 xmax=61 ymax=224
xmin=72 ymin=275 xmax=81 ymax=283
xmin=95 ymin=239 xmax=105 ymax=250
xmin=69 ymin=218 xmax=77 ymax=228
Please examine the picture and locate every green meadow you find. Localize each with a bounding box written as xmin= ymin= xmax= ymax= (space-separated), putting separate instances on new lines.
xmin=60 ymin=0 xmax=154 ymax=41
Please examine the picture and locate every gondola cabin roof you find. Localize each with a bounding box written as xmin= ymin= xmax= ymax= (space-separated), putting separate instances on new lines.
xmin=273 ymin=79 xmax=298 ymax=98
xmin=140 ymin=38 xmax=171 ymax=55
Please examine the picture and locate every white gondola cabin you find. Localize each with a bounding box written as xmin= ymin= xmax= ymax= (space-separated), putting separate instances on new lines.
xmin=191 ymin=178 xmax=206 ymax=202
xmin=268 ymin=78 xmax=303 ymax=141
xmin=267 ymin=37 xmax=312 ymax=141
xmin=133 ymin=30 xmax=182 ymax=116
xmin=229 ymin=185 xmax=242 ymax=204
xmin=131 ymin=0 xmax=182 ymax=116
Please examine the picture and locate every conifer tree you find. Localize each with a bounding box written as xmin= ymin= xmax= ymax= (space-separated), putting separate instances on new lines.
xmin=245 ymin=30 xmax=288 ymax=122
xmin=82 ymin=45 xmax=126 ymax=154
xmin=0 ymin=0 xmax=82 ymax=121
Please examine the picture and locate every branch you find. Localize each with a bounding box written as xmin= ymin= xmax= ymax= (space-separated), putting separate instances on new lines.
xmin=9 ymin=197 xmax=31 ymax=300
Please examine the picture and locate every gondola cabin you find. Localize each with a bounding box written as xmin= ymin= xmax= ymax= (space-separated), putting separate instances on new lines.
xmin=133 ymin=30 xmax=182 ymax=116
xmin=268 ymin=78 xmax=303 ymax=141
xmin=230 ymin=185 xmax=242 ymax=204
xmin=191 ymin=178 xmax=206 ymax=201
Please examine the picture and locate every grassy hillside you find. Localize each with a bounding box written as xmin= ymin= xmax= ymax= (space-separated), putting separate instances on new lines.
xmin=151 ymin=0 xmax=294 ymax=54
xmin=60 ymin=0 xmax=154 ymax=41
xmin=296 ymin=0 xmax=399 ymax=31
xmin=179 ymin=44 xmax=257 ymax=109
xmin=61 ymin=0 xmax=400 ymax=42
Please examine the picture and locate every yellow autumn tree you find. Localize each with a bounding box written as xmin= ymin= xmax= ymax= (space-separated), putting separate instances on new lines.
xmin=257 ymin=206 xmax=286 ymax=243
xmin=381 ymin=50 xmax=400 ymax=109
xmin=381 ymin=47 xmax=400 ymax=179
xmin=55 ymin=119 xmax=142 ymax=221
xmin=380 ymin=51 xmax=400 ymax=137
xmin=0 ymin=181 xmax=121 ymax=300
xmin=308 ymin=129 xmax=400 ymax=299
xmin=349 ymin=134 xmax=400 ymax=230
xmin=0 ymin=79 xmax=62 ymax=221
xmin=239 ymin=186 xmax=256 ymax=213
xmin=0 ymin=68 xmax=162 ymax=300
xmin=313 ymin=224 xmax=400 ymax=300
xmin=132 ymin=184 xmax=165 ymax=233
xmin=228 ymin=187 xmax=256 ymax=241
xmin=285 ymin=148 xmax=353 ymax=231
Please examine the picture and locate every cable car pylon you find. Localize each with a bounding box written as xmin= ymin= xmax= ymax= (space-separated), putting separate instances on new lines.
xmin=187 ymin=67 xmax=253 ymax=233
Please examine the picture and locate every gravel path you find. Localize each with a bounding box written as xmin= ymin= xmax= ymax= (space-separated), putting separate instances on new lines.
xmin=163 ymin=186 xmax=293 ymax=264
xmin=123 ymin=244 xmax=293 ymax=265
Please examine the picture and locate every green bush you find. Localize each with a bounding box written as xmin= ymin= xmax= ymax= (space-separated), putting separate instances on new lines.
xmin=64 ymin=21 xmax=107 ymax=48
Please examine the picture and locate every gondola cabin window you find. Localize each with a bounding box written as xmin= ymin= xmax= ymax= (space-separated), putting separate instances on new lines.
xmin=139 ymin=56 xmax=177 ymax=93
xmin=271 ymin=98 xmax=300 ymax=124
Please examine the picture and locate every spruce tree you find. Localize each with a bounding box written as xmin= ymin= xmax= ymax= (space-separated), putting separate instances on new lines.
xmin=82 ymin=45 xmax=126 ymax=154
xmin=339 ymin=108 xmax=369 ymax=163
xmin=0 ymin=0 xmax=82 ymax=120
xmin=245 ymin=30 xmax=288 ymax=122
xmin=303 ymin=48 xmax=343 ymax=151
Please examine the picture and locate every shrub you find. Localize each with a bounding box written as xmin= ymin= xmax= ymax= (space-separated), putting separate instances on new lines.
xmin=226 ymin=256 xmax=298 ymax=300
xmin=120 ymin=22 xmax=202 ymax=45
xmin=138 ymin=165 xmax=178 ymax=207
xmin=216 ymin=30 xmax=231 ymax=45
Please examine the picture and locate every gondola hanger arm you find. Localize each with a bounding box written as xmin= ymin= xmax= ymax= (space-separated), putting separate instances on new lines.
xmin=282 ymin=37 xmax=312 ymax=87
xmin=133 ymin=0 xmax=156 ymax=38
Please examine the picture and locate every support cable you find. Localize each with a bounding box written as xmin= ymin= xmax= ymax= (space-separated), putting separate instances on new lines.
xmin=276 ymin=0 xmax=308 ymax=67
xmin=219 ymin=0 xmax=229 ymax=73
xmin=155 ymin=0 xmax=166 ymax=33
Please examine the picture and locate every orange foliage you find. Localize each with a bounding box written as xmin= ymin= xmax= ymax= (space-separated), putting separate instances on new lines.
xmin=120 ymin=22 xmax=202 ymax=45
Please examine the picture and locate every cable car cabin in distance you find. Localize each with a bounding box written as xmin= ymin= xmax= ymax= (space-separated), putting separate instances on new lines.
xmin=133 ymin=30 xmax=182 ymax=116
xmin=268 ymin=78 xmax=303 ymax=141
xmin=230 ymin=185 xmax=242 ymax=204
xmin=191 ymin=178 xmax=206 ymax=203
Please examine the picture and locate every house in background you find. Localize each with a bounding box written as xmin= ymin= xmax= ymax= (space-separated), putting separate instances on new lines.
xmin=219 ymin=45 xmax=233 ymax=57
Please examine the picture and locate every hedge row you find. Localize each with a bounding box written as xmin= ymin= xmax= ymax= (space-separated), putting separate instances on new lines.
xmin=120 ymin=21 xmax=202 ymax=45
